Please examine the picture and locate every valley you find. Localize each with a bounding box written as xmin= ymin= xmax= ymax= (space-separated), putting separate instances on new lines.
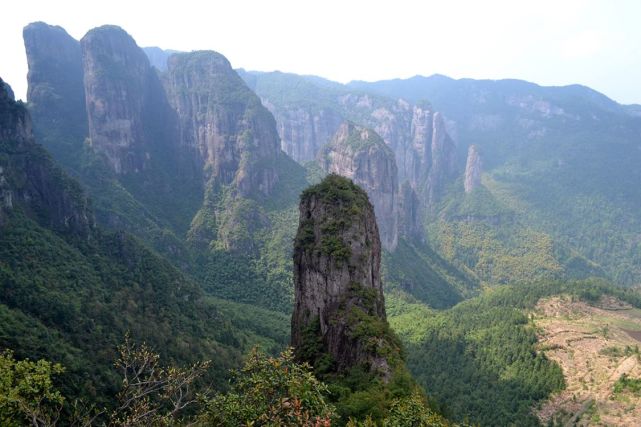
xmin=1 ymin=8 xmax=641 ymax=426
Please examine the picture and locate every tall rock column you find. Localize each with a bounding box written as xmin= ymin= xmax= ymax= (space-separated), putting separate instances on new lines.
xmin=81 ymin=25 xmax=169 ymax=175
xmin=318 ymin=122 xmax=398 ymax=251
xmin=425 ymin=112 xmax=458 ymax=207
xmin=292 ymin=175 xmax=398 ymax=376
xmin=464 ymin=144 xmax=482 ymax=193
xmin=398 ymin=181 xmax=424 ymax=242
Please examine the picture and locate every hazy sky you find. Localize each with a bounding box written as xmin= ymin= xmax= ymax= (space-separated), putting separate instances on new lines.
xmin=2 ymin=0 xmax=641 ymax=104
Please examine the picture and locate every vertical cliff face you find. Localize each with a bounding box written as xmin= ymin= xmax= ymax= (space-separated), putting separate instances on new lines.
xmin=163 ymin=51 xmax=280 ymax=197
xmin=0 ymin=77 xmax=92 ymax=234
xmin=23 ymin=22 xmax=87 ymax=164
xmin=426 ymin=112 xmax=458 ymax=206
xmin=263 ymin=103 xmax=343 ymax=164
xmin=464 ymin=144 xmax=482 ymax=193
xmin=398 ymin=181 xmax=424 ymax=242
xmin=81 ymin=25 xmax=173 ymax=175
xmin=408 ymin=105 xmax=433 ymax=187
xmin=245 ymin=72 xmax=460 ymax=212
xmin=23 ymin=22 xmax=85 ymax=117
xmin=319 ymin=122 xmax=398 ymax=251
xmin=292 ymin=175 xmax=399 ymax=376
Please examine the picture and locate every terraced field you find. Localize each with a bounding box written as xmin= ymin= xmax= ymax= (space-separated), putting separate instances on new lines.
xmin=534 ymin=295 xmax=641 ymax=426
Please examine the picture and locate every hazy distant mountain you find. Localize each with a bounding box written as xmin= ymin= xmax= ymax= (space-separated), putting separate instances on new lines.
xmin=143 ymin=46 xmax=181 ymax=71
xmin=246 ymin=70 xmax=641 ymax=286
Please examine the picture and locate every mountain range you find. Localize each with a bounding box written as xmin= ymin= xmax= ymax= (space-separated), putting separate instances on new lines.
xmin=2 ymin=20 xmax=641 ymax=426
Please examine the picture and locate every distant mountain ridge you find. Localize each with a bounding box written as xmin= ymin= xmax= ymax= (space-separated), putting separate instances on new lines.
xmin=243 ymin=69 xmax=641 ymax=287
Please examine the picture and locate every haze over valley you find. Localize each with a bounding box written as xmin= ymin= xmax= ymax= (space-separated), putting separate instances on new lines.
xmin=1 ymin=3 xmax=641 ymax=426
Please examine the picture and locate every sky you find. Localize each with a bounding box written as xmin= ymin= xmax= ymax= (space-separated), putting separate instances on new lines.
xmin=2 ymin=0 xmax=641 ymax=104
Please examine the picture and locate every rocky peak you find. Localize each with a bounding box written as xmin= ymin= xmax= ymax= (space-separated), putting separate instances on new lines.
xmin=292 ymin=175 xmax=398 ymax=378
xmin=81 ymin=25 xmax=164 ymax=174
xmin=0 ymin=77 xmax=92 ymax=234
xmin=464 ymin=144 xmax=482 ymax=193
xmin=163 ymin=51 xmax=280 ymax=196
xmin=24 ymin=22 xmax=84 ymax=103
xmin=23 ymin=22 xmax=87 ymax=158
xmin=319 ymin=122 xmax=398 ymax=250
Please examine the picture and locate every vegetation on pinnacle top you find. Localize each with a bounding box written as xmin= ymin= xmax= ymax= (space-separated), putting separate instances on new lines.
xmin=300 ymin=174 xmax=371 ymax=213
xmin=293 ymin=175 xmax=448 ymax=425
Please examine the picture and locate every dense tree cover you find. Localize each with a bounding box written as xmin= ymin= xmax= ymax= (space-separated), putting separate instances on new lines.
xmin=202 ymin=348 xmax=335 ymax=426
xmin=382 ymin=240 xmax=475 ymax=309
xmin=389 ymin=279 xmax=641 ymax=426
xmin=0 ymin=210 xmax=293 ymax=406
xmin=428 ymin=180 xmax=607 ymax=287
xmin=1 ymin=343 xmax=448 ymax=427
xmin=0 ymin=350 xmax=65 ymax=427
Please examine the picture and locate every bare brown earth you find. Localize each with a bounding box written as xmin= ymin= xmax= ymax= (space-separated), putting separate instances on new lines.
xmin=533 ymin=295 xmax=641 ymax=426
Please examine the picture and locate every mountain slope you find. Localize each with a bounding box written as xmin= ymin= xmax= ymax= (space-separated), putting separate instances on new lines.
xmin=23 ymin=23 xmax=310 ymax=313
xmin=0 ymin=76 xmax=287 ymax=404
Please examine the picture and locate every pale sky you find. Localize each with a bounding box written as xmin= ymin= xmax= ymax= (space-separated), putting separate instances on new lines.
xmin=2 ymin=0 xmax=641 ymax=104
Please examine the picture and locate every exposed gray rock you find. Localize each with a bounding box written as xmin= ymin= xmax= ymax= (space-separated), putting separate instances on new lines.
xmin=319 ymin=122 xmax=398 ymax=251
xmin=23 ymin=22 xmax=88 ymax=160
xmin=162 ymin=50 xmax=280 ymax=197
xmin=398 ymin=181 xmax=424 ymax=242
xmin=292 ymin=175 xmax=392 ymax=377
xmin=0 ymin=76 xmax=93 ymax=234
xmin=262 ymin=100 xmax=343 ymax=163
xmin=81 ymin=25 xmax=161 ymax=174
xmin=464 ymin=144 xmax=482 ymax=193
xmin=426 ymin=112 xmax=458 ymax=206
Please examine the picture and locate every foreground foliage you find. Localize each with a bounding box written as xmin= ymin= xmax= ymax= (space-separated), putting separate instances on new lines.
xmin=202 ymin=348 xmax=335 ymax=426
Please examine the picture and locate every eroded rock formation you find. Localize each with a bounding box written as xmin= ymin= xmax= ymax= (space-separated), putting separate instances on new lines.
xmin=264 ymin=102 xmax=343 ymax=164
xmin=292 ymin=175 xmax=397 ymax=377
xmin=426 ymin=112 xmax=458 ymax=206
xmin=163 ymin=51 xmax=280 ymax=196
xmin=464 ymin=144 xmax=482 ymax=193
xmin=23 ymin=22 xmax=87 ymax=162
xmin=319 ymin=122 xmax=398 ymax=250
xmin=399 ymin=181 xmax=424 ymax=242
xmin=0 ymin=77 xmax=92 ymax=234
xmin=81 ymin=25 xmax=172 ymax=174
